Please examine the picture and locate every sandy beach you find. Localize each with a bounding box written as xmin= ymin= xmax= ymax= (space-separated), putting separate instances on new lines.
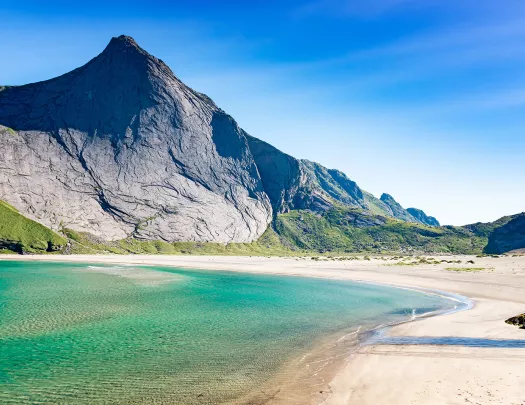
xmin=1 ymin=254 xmax=524 ymax=405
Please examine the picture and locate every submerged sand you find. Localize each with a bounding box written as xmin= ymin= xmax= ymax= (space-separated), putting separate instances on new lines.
xmin=1 ymin=254 xmax=524 ymax=405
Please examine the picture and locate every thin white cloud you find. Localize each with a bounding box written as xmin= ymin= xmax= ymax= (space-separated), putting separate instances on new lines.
xmin=293 ymin=0 xmax=417 ymax=18
xmin=293 ymin=0 xmax=525 ymax=20
xmin=350 ymin=20 xmax=525 ymax=60
xmin=402 ymin=87 xmax=525 ymax=117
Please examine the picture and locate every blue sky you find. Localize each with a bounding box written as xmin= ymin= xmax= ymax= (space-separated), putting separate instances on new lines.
xmin=1 ymin=0 xmax=524 ymax=225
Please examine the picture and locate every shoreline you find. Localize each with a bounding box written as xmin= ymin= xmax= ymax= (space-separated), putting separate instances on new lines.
xmin=230 ymin=278 xmax=471 ymax=405
xmin=1 ymin=254 xmax=524 ymax=404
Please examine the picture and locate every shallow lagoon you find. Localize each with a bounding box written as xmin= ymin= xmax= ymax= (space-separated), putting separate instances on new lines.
xmin=0 ymin=260 xmax=453 ymax=404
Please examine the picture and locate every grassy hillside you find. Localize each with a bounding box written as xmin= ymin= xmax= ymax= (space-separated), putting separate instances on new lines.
xmin=0 ymin=201 xmax=67 ymax=253
xmin=0 ymin=199 xmax=520 ymax=256
xmin=275 ymin=207 xmax=489 ymax=254
xmin=63 ymin=226 xmax=299 ymax=256
xmin=480 ymin=213 xmax=525 ymax=254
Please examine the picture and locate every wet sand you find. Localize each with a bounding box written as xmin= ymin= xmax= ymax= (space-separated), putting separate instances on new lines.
xmin=2 ymin=254 xmax=524 ymax=405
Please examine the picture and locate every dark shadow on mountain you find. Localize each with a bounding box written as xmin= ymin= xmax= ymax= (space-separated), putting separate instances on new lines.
xmin=484 ymin=213 xmax=525 ymax=254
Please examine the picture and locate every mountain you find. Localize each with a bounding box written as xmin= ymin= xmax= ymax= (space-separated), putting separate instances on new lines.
xmin=0 ymin=36 xmax=271 ymax=243
xmin=0 ymin=35 xmax=439 ymax=246
xmin=407 ymin=208 xmax=440 ymax=226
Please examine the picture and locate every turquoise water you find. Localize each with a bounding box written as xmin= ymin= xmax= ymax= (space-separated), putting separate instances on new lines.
xmin=0 ymin=260 xmax=453 ymax=404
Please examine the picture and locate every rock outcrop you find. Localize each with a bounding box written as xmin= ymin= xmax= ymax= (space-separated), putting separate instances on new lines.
xmin=484 ymin=213 xmax=525 ymax=254
xmin=0 ymin=36 xmax=271 ymax=242
xmin=379 ymin=193 xmax=418 ymax=222
xmin=505 ymin=313 xmax=525 ymax=329
xmin=407 ymin=208 xmax=440 ymax=226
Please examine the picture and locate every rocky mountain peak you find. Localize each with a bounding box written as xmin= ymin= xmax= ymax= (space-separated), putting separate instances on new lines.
xmin=406 ymin=208 xmax=440 ymax=227
xmin=108 ymin=34 xmax=141 ymax=49
xmin=98 ymin=35 xmax=166 ymax=75
xmin=101 ymin=35 xmax=157 ymax=62
xmin=0 ymin=36 xmax=271 ymax=243
xmin=380 ymin=193 xmax=418 ymax=223
xmin=380 ymin=193 xmax=395 ymax=203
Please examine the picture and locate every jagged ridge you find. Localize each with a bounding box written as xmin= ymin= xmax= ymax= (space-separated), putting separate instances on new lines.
xmin=407 ymin=208 xmax=440 ymax=226
xmin=246 ymin=135 xmax=432 ymax=222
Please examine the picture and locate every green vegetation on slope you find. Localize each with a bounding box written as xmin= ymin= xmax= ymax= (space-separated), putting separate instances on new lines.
xmin=63 ymin=226 xmax=299 ymax=256
xmin=0 ymin=124 xmax=17 ymax=137
xmin=0 ymin=199 xmax=521 ymax=256
xmin=274 ymin=207 xmax=489 ymax=254
xmin=362 ymin=191 xmax=393 ymax=217
xmin=0 ymin=201 xmax=67 ymax=253
xmin=482 ymin=213 xmax=525 ymax=254
xmin=298 ymin=160 xmax=363 ymax=208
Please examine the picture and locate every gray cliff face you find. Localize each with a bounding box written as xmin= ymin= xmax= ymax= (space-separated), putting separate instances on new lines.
xmin=406 ymin=208 xmax=440 ymax=226
xmin=0 ymin=36 xmax=272 ymax=242
xmin=244 ymin=134 xmax=302 ymax=213
xmin=379 ymin=193 xmax=418 ymax=223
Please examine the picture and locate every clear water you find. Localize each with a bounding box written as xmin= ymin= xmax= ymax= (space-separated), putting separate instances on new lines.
xmin=0 ymin=260 xmax=453 ymax=404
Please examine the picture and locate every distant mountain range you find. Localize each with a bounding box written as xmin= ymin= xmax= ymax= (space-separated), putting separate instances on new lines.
xmin=0 ymin=36 xmax=522 ymax=255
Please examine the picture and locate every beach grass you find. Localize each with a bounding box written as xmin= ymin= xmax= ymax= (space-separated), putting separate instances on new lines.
xmin=445 ymin=267 xmax=489 ymax=272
